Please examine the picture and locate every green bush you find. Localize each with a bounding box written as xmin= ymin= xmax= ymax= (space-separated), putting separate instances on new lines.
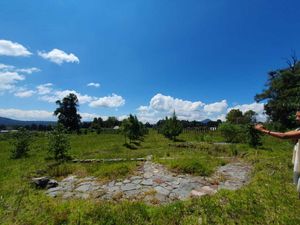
xmin=218 ymin=122 xmax=245 ymax=143
xmin=246 ymin=124 xmax=262 ymax=148
xmin=10 ymin=128 xmax=31 ymax=159
xmin=48 ymin=124 xmax=71 ymax=161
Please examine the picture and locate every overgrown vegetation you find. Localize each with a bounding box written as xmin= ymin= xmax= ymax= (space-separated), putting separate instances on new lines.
xmin=48 ymin=124 xmax=71 ymax=161
xmin=10 ymin=127 xmax=31 ymax=159
xmin=219 ymin=109 xmax=262 ymax=147
xmin=1 ymin=130 xmax=300 ymax=224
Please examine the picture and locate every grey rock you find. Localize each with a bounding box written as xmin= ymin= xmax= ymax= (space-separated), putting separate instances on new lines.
xmin=62 ymin=192 xmax=74 ymax=199
xmin=154 ymin=186 xmax=170 ymax=196
xmin=141 ymin=179 xmax=153 ymax=186
xmin=62 ymin=175 xmax=77 ymax=183
xmin=75 ymin=184 xmax=91 ymax=192
xmin=121 ymin=184 xmax=139 ymax=191
xmin=47 ymin=186 xmax=62 ymax=193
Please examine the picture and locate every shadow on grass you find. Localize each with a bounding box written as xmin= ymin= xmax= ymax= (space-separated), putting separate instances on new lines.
xmin=174 ymin=138 xmax=186 ymax=142
xmin=123 ymin=143 xmax=138 ymax=150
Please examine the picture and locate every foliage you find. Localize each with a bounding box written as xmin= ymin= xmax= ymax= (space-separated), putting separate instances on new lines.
xmin=91 ymin=117 xmax=103 ymax=134
xmin=222 ymin=110 xmax=261 ymax=146
xmin=54 ymin=93 xmax=82 ymax=131
xmin=246 ymin=124 xmax=262 ymax=148
xmin=218 ymin=122 xmax=245 ymax=143
xmin=121 ymin=115 xmax=147 ymax=144
xmin=226 ymin=109 xmax=257 ymax=124
xmin=2 ymin=129 xmax=300 ymax=224
xmin=48 ymin=124 xmax=71 ymax=161
xmin=160 ymin=111 xmax=183 ymax=141
xmin=255 ymin=55 xmax=300 ymax=130
xmin=10 ymin=127 xmax=31 ymax=159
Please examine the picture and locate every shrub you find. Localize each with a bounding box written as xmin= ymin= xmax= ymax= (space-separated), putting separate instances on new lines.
xmin=218 ymin=122 xmax=245 ymax=143
xmin=48 ymin=124 xmax=71 ymax=161
xmin=10 ymin=128 xmax=31 ymax=159
xmin=246 ymin=124 xmax=262 ymax=148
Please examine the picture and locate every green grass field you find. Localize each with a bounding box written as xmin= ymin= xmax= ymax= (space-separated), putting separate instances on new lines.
xmin=1 ymin=129 xmax=300 ymax=224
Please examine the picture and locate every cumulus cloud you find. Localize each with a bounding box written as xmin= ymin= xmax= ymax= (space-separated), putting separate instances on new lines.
xmin=136 ymin=93 xmax=266 ymax=123
xmin=40 ymin=89 xmax=94 ymax=104
xmin=38 ymin=48 xmax=79 ymax=65
xmin=0 ymin=71 xmax=25 ymax=92
xmin=89 ymin=94 xmax=125 ymax=108
xmin=203 ymin=100 xmax=228 ymax=113
xmin=0 ymin=40 xmax=32 ymax=57
xmin=36 ymin=83 xmax=125 ymax=109
xmin=14 ymin=89 xmax=35 ymax=98
xmin=87 ymin=82 xmax=100 ymax=88
xmin=137 ymin=94 xmax=206 ymax=123
xmin=150 ymin=93 xmax=204 ymax=112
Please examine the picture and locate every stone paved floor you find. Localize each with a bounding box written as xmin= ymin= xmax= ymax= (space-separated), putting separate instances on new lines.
xmin=46 ymin=159 xmax=251 ymax=204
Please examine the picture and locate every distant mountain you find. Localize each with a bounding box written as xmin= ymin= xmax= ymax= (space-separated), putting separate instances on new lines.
xmin=0 ymin=117 xmax=56 ymax=126
xmin=200 ymin=119 xmax=212 ymax=124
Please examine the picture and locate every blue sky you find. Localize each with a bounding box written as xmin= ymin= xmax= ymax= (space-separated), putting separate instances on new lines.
xmin=0 ymin=0 xmax=300 ymax=122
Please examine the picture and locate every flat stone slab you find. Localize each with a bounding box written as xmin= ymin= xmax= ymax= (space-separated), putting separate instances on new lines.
xmin=45 ymin=158 xmax=251 ymax=204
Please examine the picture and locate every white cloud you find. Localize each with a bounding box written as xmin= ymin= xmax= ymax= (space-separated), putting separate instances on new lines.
xmin=0 ymin=40 xmax=32 ymax=57
xmin=0 ymin=63 xmax=14 ymax=70
xmin=38 ymin=48 xmax=79 ymax=65
xmin=14 ymin=89 xmax=35 ymax=98
xmin=0 ymin=71 xmax=25 ymax=92
xmin=0 ymin=63 xmax=40 ymax=95
xmin=36 ymin=83 xmax=53 ymax=95
xmin=137 ymin=94 xmax=206 ymax=123
xmin=136 ymin=93 xmax=267 ymax=123
xmin=40 ymin=89 xmax=94 ymax=104
xmin=0 ymin=108 xmax=54 ymax=121
xmin=16 ymin=67 xmax=40 ymax=74
xmin=204 ymin=100 xmax=228 ymax=113
xmin=89 ymin=94 xmax=125 ymax=108
xmin=150 ymin=93 xmax=204 ymax=112
xmin=0 ymin=63 xmax=40 ymax=74
xmin=87 ymin=82 xmax=100 ymax=88
xmin=0 ymin=107 xmax=127 ymax=122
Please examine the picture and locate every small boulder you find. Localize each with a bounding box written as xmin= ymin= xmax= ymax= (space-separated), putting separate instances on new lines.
xmin=32 ymin=177 xmax=50 ymax=189
xmin=32 ymin=177 xmax=58 ymax=189
xmin=47 ymin=179 xmax=58 ymax=189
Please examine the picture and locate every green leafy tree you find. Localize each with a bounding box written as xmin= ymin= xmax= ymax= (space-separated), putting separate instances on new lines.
xmin=121 ymin=115 xmax=147 ymax=144
xmin=48 ymin=124 xmax=70 ymax=161
xmin=160 ymin=112 xmax=183 ymax=141
xmin=11 ymin=128 xmax=31 ymax=159
xmin=226 ymin=109 xmax=244 ymax=124
xmin=255 ymin=53 xmax=300 ymax=130
xmin=105 ymin=116 xmax=118 ymax=128
xmin=91 ymin=117 xmax=103 ymax=134
xmin=54 ymin=93 xmax=82 ymax=132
